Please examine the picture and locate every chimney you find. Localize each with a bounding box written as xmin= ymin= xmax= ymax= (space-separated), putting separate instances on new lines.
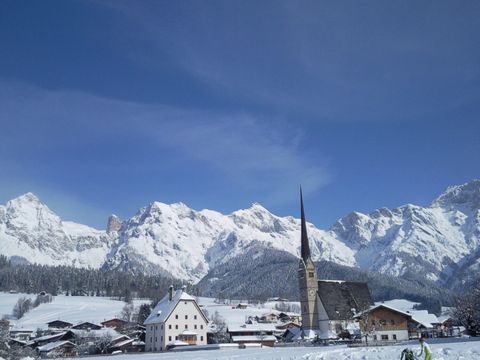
xmin=168 ymin=285 xmax=174 ymax=301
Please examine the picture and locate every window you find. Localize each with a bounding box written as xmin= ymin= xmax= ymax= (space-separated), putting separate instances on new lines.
xmin=392 ymin=334 xmax=397 ymax=340
xmin=381 ymin=335 xmax=388 ymax=340
xmin=185 ymin=324 xmax=188 ymax=329
xmin=150 ymin=337 xmax=152 ymax=343
xmin=309 ymin=272 xmax=314 ymax=278
xmin=200 ymin=336 xmax=204 ymax=341
xmin=194 ymin=315 xmax=197 ymax=320
xmin=185 ymin=315 xmax=188 ymax=319
xmin=155 ymin=337 xmax=157 ymax=342
xmin=161 ymin=336 xmax=163 ymax=341
xmin=175 ymin=336 xmax=178 ymax=340
xmin=200 ymin=325 xmax=203 ymax=329
xmin=390 ymin=320 xmax=395 ymax=325
xmin=161 ymin=324 xmax=164 ymax=329
xmin=155 ymin=325 xmax=158 ymax=330
xmin=380 ymin=319 xmax=387 ymax=325
xmin=175 ymin=324 xmax=178 ymax=329
xmin=169 ymin=325 xmax=172 ymax=329
xmin=168 ymin=336 xmax=171 ymax=341
xmin=373 ymin=335 xmax=377 ymax=341
xmin=175 ymin=314 xmax=178 ymax=319
xmin=194 ymin=325 xmax=197 ymax=329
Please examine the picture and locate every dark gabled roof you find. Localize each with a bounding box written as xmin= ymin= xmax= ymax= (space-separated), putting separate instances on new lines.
xmin=46 ymin=320 xmax=73 ymax=327
xmin=317 ymin=280 xmax=374 ymax=321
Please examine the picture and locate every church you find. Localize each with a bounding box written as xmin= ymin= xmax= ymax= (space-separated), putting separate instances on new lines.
xmin=298 ymin=190 xmax=373 ymax=339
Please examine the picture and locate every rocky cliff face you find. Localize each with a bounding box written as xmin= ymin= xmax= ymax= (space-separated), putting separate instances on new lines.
xmin=1 ymin=180 xmax=479 ymax=286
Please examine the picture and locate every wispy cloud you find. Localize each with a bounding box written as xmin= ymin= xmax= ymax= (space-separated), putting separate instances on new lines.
xmin=0 ymin=81 xmax=330 ymax=213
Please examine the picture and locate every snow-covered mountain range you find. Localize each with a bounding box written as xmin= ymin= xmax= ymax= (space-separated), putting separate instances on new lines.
xmin=1 ymin=180 xmax=479 ymax=286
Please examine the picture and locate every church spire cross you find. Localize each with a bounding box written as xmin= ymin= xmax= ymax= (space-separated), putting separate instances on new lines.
xmin=300 ymin=186 xmax=311 ymax=262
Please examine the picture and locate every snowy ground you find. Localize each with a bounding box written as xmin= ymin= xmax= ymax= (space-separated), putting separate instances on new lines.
xmin=85 ymin=340 xmax=480 ymax=360
xmin=0 ymin=292 xmax=149 ymax=330
xmin=197 ymin=297 xmax=299 ymax=327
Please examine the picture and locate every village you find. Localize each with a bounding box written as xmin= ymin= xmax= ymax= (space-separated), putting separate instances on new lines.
xmin=0 ymin=194 xmax=472 ymax=359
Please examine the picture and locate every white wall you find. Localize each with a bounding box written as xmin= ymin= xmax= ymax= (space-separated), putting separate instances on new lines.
xmin=145 ymin=299 xmax=208 ymax=352
xmin=366 ymin=329 xmax=409 ymax=342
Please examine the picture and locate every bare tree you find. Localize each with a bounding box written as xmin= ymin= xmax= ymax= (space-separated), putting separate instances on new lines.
xmin=121 ymin=303 xmax=135 ymax=323
xmin=454 ymin=279 xmax=480 ymax=336
xmin=12 ymin=297 xmax=32 ymax=319
xmin=210 ymin=311 xmax=229 ymax=343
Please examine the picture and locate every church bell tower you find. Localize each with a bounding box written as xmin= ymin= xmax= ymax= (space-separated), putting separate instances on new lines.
xmin=298 ymin=188 xmax=319 ymax=331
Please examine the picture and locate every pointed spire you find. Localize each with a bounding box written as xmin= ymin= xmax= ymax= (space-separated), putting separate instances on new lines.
xmin=300 ymin=186 xmax=311 ymax=261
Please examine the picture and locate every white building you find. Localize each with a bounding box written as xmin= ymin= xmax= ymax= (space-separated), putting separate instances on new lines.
xmin=144 ymin=286 xmax=209 ymax=352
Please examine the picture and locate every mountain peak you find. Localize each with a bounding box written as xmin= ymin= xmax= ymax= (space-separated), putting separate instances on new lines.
xmin=432 ymin=179 xmax=480 ymax=211
xmin=13 ymin=192 xmax=42 ymax=204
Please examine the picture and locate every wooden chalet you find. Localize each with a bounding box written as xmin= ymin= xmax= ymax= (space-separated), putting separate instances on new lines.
xmin=37 ymin=340 xmax=77 ymax=358
xmin=47 ymin=320 xmax=73 ymax=329
xmin=71 ymin=321 xmax=102 ymax=330
xmin=101 ymin=318 xmax=128 ymax=330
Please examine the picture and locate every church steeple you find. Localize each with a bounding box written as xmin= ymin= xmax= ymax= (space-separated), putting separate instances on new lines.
xmin=298 ymin=187 xmax=319 ymax=331
xmin=300 ymin=187 xmax=311 ymax=262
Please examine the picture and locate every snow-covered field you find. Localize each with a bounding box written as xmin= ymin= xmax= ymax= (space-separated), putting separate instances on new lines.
xmin=85 ymin=340 xmax=480 ymax=360
xmin=0 ymin=292 xmax=149 ymax=330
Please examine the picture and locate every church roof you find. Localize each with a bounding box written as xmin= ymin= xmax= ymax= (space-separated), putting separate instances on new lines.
xmin=300 ymin=187 xmax=311 ymax=262
xmin=317 ymin=280 xmax=373 ymax=321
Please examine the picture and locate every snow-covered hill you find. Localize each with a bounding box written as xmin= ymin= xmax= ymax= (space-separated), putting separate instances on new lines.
xmin=1 ymin=180 xmax=479 ymax=286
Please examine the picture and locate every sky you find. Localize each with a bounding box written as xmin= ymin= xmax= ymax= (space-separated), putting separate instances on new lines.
xmin=0 ymin=0 xmax=479 ymax=229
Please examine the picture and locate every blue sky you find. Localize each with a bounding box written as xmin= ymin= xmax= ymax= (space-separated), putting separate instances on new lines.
xmin=0 ymin=0 xmax=479 ymax=229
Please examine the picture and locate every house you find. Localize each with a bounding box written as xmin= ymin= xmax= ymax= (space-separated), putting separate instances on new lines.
xmin=227 ymin=323 xmax=277 ymax=346
xmin=71 ymin=321 xmax=102 ymax=330
xmin=101 ymin=318 xmax=128 ymax=330
xmin=9 ymin=329 xmax=34 ymax=340
xmin=108 ymin=338 xmax=145 ymax=353
xmin=47 ymin=320 xmax=73 ymax=330
xmin=353 ymin=304 xmax=412 ymax=342
xmin=28 ymin=330 xmax=75 ymax=347
xmin=408 ymin=310 xmax=439 ymax=339
xmin=275 ymin=321 xmax=300 ymax=331
xmin=144 ymin=285 xmax=209 ymax=352
xmin=259 ymin=312 xmax=279 ymax=323
xmin=37 ymin=340 xmax=77 ymax=358
xmin=297 ymin=191 xmax=374 ymax=340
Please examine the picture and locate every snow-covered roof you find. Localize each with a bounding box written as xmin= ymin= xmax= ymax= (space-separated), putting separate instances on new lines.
xmin=110 ymin=339 xmax=134 ymax=348
xmin=228 ymin=323 xmax=277 ymax=333
xmin=231 ymin=335 xmax=276 ymax=342
xmin=180 ymin=330 xmax=197 ymax=336
xmin=144 ymin=288 xmax=203 ymax=325
xmin=37 ymin=340 xmax=75 ymax=352
xmin=353 ymin=303 xmax=412 ymax=319
xmin=409 ymin=310 xmax=439 ymax=328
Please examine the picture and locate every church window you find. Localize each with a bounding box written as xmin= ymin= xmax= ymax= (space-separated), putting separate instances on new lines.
xmin=169 ymin=324 xmax=171 ymax=329
xmin=194 ymin=325 xmax=197 ymax=329
xmin=309 ymin=272 xmax=314 ymax=278
xmin=200 ymin=325 xmax=203 ymax=329
xmin=194 ymin=315 xmax=197 ymax=320
xmin=168 ymin=336 xmax=171 ymax=341
xmin=185 ymin=324 xmax=188 ymax=329
xmin=175 ymin=324 xmax=178 ymax=329
xmin=201 ymin=336 xmax=204 ymax=341
xmin=175 ymin=314 xmax=178 ymax=319
xmin=185 ymin=315 xmax=188 ymax=319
